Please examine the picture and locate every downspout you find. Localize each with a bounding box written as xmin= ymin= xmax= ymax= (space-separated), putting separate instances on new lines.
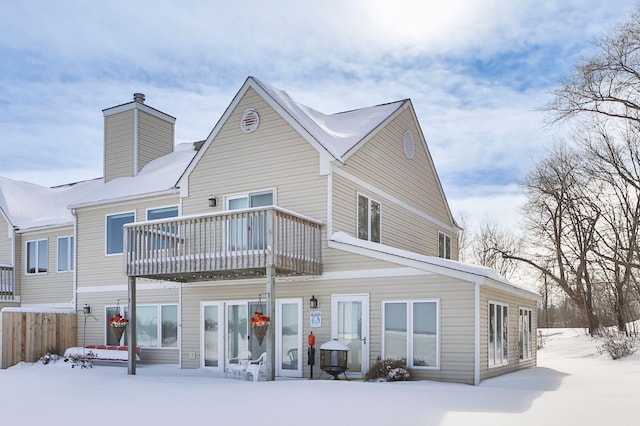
xmin=71 ymin=208 xmax=78 ymax=310
xmin=474 ymin=282 xmax=480 ymax=386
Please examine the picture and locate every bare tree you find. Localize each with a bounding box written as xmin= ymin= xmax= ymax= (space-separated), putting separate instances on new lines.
xmin=497 ymin=146 xmax=602 ymax=334
xmin=547 ymin=8 xmax=640 ymax=126
xmin=471 ymin=219 xmax=521 ymax=279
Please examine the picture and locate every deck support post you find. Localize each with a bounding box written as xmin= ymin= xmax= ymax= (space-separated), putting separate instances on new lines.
xmin=266 ymin=209 xmax=276 ymax=381
xmin=266 ymin=264 xmax=275 ymax=381
xmin=128 ymin=276 xmax=137 ymax=375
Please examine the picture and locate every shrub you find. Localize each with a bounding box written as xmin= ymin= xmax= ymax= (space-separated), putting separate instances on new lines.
xmin=365 ymin=358 xmax=410 ymax=382
xmin=596 ymin=329 xmax=637 ymax=360
xmin=37 ymin=351 xmax=96 ymax=368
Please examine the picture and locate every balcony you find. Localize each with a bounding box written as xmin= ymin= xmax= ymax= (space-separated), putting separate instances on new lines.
xmin=0 ymin=265 xmax=15 ymax=300
xmin=123 ymin=207 xmax=322 ymax=282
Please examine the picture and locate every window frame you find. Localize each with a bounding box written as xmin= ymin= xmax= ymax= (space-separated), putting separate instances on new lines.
xmin=25 ymin=238 xmax=48 ymax=275
xmin=438 ymin=231 xmax=451 ymax=259
xmin=357 ymin=192 xmax=381 ymax=243
xmin=106 ymin=304 xmax=178 ymax=348
xmin=488 ymin=301 xmax=509 ymax=368
xmin=381 ymin=299 xmax=440 ymax=370
xmin=518 ymin=307 xmax=533 ymax=361
xmin=105 ymin=211 xmax=136 ymax=255
xmin=57 ymin=235 xmax=75 ymax=273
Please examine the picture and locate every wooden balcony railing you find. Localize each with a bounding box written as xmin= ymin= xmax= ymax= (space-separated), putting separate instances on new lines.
xmin=0 ymin=265 xmax=15 ymax=300
xmin=123 ymin=207 xmax=322 ymax=282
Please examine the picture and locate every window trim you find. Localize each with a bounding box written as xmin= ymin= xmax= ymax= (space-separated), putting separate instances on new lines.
xmin=518 ymin=307 xmax=533 ymax=361
xmin=438 ymin=231 xmax=451 ymax=259
xmin=57 ymin=235 xmax=75 ymax=273
xmin=105 ymin=211 xmax=136 ymax=256
xmin=357 ymin=192 xmax=381 ymax=243
xmin=381 ymin=299 xmax=440 ymax=370
xmin=488 ymin=300 xmax=509 ymax=368
xmin=25 ymin=238 xmax=48 ymax=275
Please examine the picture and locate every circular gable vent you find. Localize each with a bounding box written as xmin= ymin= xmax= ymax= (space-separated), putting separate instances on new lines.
xmin=403 ymin=130 xmax=415 ymax=159
xmin=240 ymin=108 xmax=260 ymax=133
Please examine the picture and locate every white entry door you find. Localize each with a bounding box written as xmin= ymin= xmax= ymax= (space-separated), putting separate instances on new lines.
xmin=331 ymin=294 xmax=369 ymax=377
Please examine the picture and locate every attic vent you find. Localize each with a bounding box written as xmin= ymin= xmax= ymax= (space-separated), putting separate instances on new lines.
xmin=403 ymin=130 xmax=415 ymax=159
xmin=240 ymin=108 xmax=260 ymax=133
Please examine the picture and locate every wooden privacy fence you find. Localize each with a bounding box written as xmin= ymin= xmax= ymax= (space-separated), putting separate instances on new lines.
xmin=1 ymin=310 xmax=77 ymax=369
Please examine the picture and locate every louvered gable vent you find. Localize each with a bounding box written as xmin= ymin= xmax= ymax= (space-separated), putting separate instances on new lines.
xmin=240 ymin=108 xmax=260 ymax=133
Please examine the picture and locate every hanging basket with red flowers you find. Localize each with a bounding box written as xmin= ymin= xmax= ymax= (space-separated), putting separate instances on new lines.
xmin=250 ymin=311 xmax=270 ymax=346
xmin=109 ymin=313 xmax=129 ymax=343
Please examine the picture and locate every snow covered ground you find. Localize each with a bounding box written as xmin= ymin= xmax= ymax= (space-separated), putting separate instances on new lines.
xmin=1 ymin=328 xmax=637 ymax=426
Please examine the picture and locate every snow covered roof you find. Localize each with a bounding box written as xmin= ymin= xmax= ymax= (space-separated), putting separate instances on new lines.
xmin=329 ymin=231 xmax=539 ymax=297
xmin=253 ymin=77 xmax=406 ymax=160
xmin=0 ymin=143 xmax=199 ymax=230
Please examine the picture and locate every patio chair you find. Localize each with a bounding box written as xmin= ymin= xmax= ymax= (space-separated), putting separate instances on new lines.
xmin=226 ymin=350 xmax=252 ymax=379
xmin=244 ymin=352 xmax=267 ymax=382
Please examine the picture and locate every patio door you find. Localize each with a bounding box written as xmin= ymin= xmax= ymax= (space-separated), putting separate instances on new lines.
xmin=276 ymin=298 xmax=302 ymax=377
xmin=331 ymin=294 xmax=369 ymax=377
xmin=227 ymin=191 xmax=273 ymax=251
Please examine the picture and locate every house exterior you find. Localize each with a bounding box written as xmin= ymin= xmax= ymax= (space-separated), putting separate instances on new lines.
xmin=0 ymin=77 xmax=539 ymax=384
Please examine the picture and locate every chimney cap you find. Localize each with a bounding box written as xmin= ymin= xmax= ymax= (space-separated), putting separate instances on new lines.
xmin=133 ymin=93 xmax=145 ymax=103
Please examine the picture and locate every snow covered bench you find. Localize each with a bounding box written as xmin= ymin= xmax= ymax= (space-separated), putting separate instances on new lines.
xmin=64 ymin=345 xmax=142 ymax=362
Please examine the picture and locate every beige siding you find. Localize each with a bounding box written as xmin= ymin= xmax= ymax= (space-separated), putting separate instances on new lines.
xmin=180 ymin=265 xmax=477 ymax=384
xmin=334 ymin=107 xmax=458 ymax=259
xmin=182 ymin=87 xmax=327 ymax=222
xmin=75 ymin=194 xmax=180 ymax=289
xmin=104 ymin=110 xmax=135 ymax=182
xmin=19 ymin=227 xmax=74 ymax=305
xmin=137 ymin=109 xmax=174 ymax=172
xmin=479 ymin=283 xmax=538 ymax=381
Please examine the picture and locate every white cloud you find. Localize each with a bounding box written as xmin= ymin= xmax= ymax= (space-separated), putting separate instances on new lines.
xmin=1 ymin=0 xmax=639 ymax=232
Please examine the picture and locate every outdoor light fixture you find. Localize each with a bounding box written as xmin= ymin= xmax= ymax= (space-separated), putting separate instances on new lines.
xmin=82 ymin=304 xmax=91 ymax=314
xmin=310 ymin=295 xmax=318 ymax=309
xmin=208 ymin=195 xmax=217 ymax=207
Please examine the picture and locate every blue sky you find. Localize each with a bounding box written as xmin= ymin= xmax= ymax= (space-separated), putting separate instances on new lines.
xmin=1 ymin=0 xmax=638 ymax=232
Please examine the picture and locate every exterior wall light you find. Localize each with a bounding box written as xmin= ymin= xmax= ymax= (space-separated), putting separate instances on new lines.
xmin=82 ymin=304 xmax=91 ymax=314
xmin=208 ymin=195 xmax=217 ymax=207
xmin=310 ymin=295 xmax=318 ymax=309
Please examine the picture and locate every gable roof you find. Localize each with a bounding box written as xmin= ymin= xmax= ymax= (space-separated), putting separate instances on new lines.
xmin=255 ymin=78 xmax=407 ymax=160
xmin=179 ymin=77 xmax=408 ymax=187
xmin=0 ymin=143 xmax=198 ymax=230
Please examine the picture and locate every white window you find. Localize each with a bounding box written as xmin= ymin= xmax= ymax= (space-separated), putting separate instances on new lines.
xmin=357 ymin=193 xmax=381 ymax=243
xmin=106 ymin=304 xmax=178 ymax=348
xmin=489 ymin=301 xmax=509 ymax=367
xmin=26 ymin=239 xmax=48 ymax=274
xmin=57 ymin=236 xmax=74 ymax=272
xmin=106 ymin=212 xmax=135 ymax=254
xmin=382 ymin=300 xmax=439 ymax=369
xmin=438 ymin=232 xmax=451 ymax=259
xmin=519 ymin=308 xmax=533 ymax=360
